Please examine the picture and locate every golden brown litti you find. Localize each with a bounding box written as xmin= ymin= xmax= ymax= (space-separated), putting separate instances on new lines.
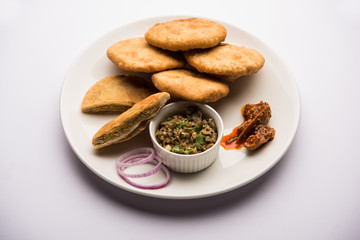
xmin=151 ymin=69 xmax=229 ymax=103
xmin=81 ymin=75 xmax=154 ymax=113
xmin=107 ymin=37 xmax=185 ymax=73
xmin=145 ymin=18 xmax=227 ymax=51
xmin=184 ymin=43 xmax=265 ymax=81
xmin=92 ymin=92 xmax=170 ymax=149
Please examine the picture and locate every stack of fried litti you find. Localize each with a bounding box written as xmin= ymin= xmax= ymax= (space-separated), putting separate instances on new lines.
xmin=144 ymin=17 xmax=265 ymax=83
xmin=104 ymin=17 xmax=265 ymax=104
xmin=81 ymin=17 xmax=265 ymax=148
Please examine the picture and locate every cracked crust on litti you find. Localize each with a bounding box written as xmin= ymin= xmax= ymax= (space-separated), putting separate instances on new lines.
xmin=145 ymin=18 xmax=227 ymax=51
xmin=183 ymin=43 xmax=265 ymax=81
xmin=151 ymin=69 xmax=229 ymax=103
xmin=107 ymin=37 xmax=185 ymax=73
xmin=92 ymin=92 xmax=170 ymax=149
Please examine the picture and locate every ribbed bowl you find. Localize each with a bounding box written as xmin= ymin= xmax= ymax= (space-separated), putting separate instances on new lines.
xmin=149 ymin=101 xmax=224 ymax=173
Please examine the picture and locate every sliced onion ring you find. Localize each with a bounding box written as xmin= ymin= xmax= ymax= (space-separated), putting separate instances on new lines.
xmin=117 ymin=156 xmax=162 ymax=178
xmin=118 ymin=157 xmax=171 ymax=189
xmin=116 ymin=148 xmax=155 ymax=167
xmin=116 ymin=147 xmax=171 ymax=189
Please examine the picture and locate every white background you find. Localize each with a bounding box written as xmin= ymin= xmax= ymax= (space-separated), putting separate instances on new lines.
xmin=1 ymin=0 xmax=360 ymax=239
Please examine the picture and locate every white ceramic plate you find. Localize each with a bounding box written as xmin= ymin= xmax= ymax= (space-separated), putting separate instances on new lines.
xmin=60 ymin=16 xmax=300 ymax=199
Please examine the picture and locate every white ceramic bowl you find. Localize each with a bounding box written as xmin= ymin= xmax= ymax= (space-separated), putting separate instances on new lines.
xmin=149 ymin=101 xmax=224 ymax=173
